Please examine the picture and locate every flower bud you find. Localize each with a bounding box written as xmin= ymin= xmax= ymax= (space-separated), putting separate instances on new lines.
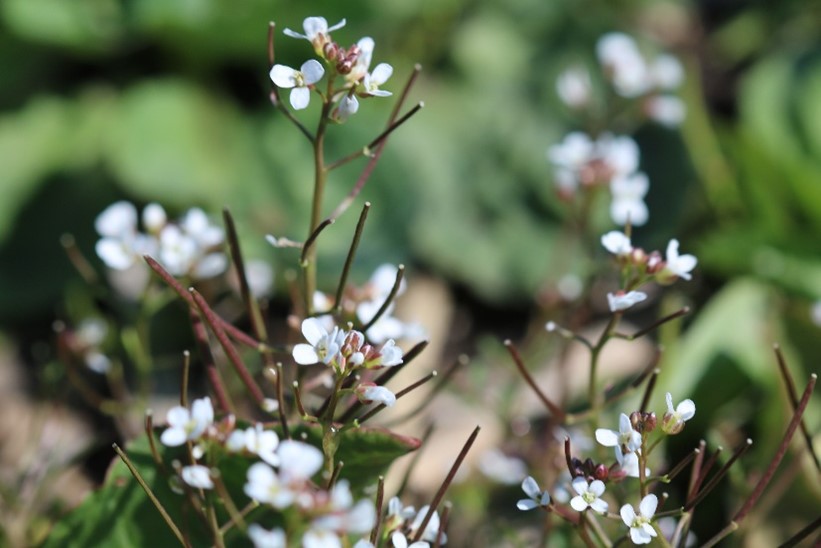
xmin=646 ymin=250 xmax=664 ymax=274
xmin=593 ymin=464 xmax=609 ymax=482
xmin=324 ymin=42 xmax=340 ymax=61
xmin=662 ymin=412 xmax=685 ymax=434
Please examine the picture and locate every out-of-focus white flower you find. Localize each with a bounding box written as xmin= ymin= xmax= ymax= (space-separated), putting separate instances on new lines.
xmin=244 ymin=462 xmax=294 ymax=509
xmin=310 ymin=481 xmax=376 ymax=538
xmin=516 ymin=476 xmax=551 ymax=510
xmin=650 ymin=55 xmax=684 ymax=90
xmin=277 ymin=440 xmax=324 ymax=482
xmin=610 ymin=173 xmax=649 ymax=226
xmin=160 ymin=397 xmax=214 ymax=446
xmin=243 ymin=259 xmax=275 ymax=298
xmin=283 ymin=16 xmax=346 ymax=54
xmin=615 ymin=445 xmax=650 ymax=478
xmin=599 ymin=134 xmax=640 ymax=177
xmin=356 ymin=383 xmax=397 ymax=407
xmin=247 ymin=524 xmax=286 ymax=548
xmin=142 ymin=203 xmax=167 ymax=234
xmin=391 ymin=532 xmax=429 ymax=548
xmin=181 ymin=465 xmax=213 ymax=489
xmin=597 ymin=33 xmax=650 ymax=97
xmin=607 ymin=290 xmax=647 ymax=312
xmin=662 ymin=239 xmax=697 ymax=281
xmin=364 ymin=64 xmax=393 ymax=96
xmin=569 ymin=477 xmax=608 ymax=514
xmin=601 ymin=231 xmax=633 ymax=256
xmin=621 ymin=494 xmax=658 ymax=544
xmin=74 ymin=318 xmax=111 ymax=374
xmin=479 ymin=449 xmax=528 ymax=485
xmin=293 ymin=318 xmax=346 ymax=365
xmin=384 ymin=496 xmax=417 ymax=531
xmin=557 ymin=274 xmax=584 ymax=300
xmin=270 ymin=60 xmax=325 ymax=110
xmin=662 ymin=392 xmax=695 ymax=434
xmin=227 ymin=423 xmax=281 ymax=466
xmin=646 ymin=95 xmax=686 ymax=127
xmin=596 ymin=413 xmax=642 ymax=452
xmin=556 ymin=66 xmax=592 ymax=108
xmin=302 ymin=529 xmax=342 ymax=548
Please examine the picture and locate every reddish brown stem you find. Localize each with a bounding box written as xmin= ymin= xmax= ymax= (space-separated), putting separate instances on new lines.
xmin=505 ymin=340 xmax=565 ymax=419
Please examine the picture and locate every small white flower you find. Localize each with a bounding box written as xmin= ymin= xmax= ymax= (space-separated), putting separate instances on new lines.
xmin=270 ymin=59 xmax=325 ymax=110
xmin=293 ymin=317 xmax=346 ymax=365
xmin=599 ymin=134 xmax=641 ymax=178
xmin=336 ymin=94 xmax=359 ymax=121
xmin=356 ymin=384 xmax=397 ymax=407
xmin=247 ymin=524 xmax=286 ymax=548
xmin=610 ymin=173 xmax=649 ymax=226
xmin=663 ymin=239 xmax=697 ymax=280
xmin=409 ymin=505 xmax=446 ymax=545
xmin=646 ymin=95 xmax=686 ymax=127
xmin=650 ymin=55 xmax=684 ymax=90
xmin=569 ymin=477 xmax=608 ymax=514
xmin=243 ymin=423 xmax=281 ymax=466
xmin=620 ymin=494 xmax=658 ymax=544
xmin=556 ymin=66 xmax=592 ymax=108
xmin=283 ymin=16 xmax=346 ymax=45
xmin=615 ymin=445 xmax=650 ymax=478
xmin=160 ymin=397 xmax=214 ymax=446
xmin=516 ymin=476 xmax=551 ymax=510
xmin=277 ymin=440 xmax=324 ymax=482
xmin=181 ymin=464 xmax=213 ymax=489
xmin=595 ymin=413 xmax=641 ymax=452
xmin=391 ymin=532 xmax=429 ymax=548
xmin=302 ymin=529 xmax=341 ymax=548
xmin=375 ymin=339 xmax=403 ymax=367
xmin=663 ymin=392 xmax=695 ymax=434
xmin=601 ymin=231 xmax=633 ymax=256
xmin=597 ymin=33 xmax=650 ymax=98
xmin=363 ymin=63 xmax=393 ymax=96
xmin=607 ymin=291 xmax=648 ymax=312
xmin=244 ymin=462 xmax=294 ymax=509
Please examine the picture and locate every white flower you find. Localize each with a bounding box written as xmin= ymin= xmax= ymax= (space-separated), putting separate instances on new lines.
xmin=95 ymin=201 xmax=138 ymax=238
xmin=516 ymin=476 xmax=551 ymax=510
xmin=160 ymin=397 xmax=214 ymax=446
xmin=479 ymin=449 xmax=528 ymax=486
xmin=569 ymin=477 xmax=608 ymax=514
xmin=363 ymin=63 xmax=393 ymax=96
xmin=270 ymin=60 xmax=325 ymax=110
xmin=181 ymin=464 xmax=213 ymax=489
xmin=595 ymin=413 xmax=641 ymax=452
xmin=620 ymin=494 xmax=658 ymax=544
xmin=302 ymin=529 xmax=342 ymax=548
xmin=663 ymin=239 xmax=697 ymax=280
xmin=650 ymin=55 xmax=684 ymax=90
xmin=610 ymin=172 xmax=649 ymax=226
xmin=663 ymin=392 xmax=695 ymax=434
xmin=375 ymin=339 xmax=403 ymax=367
xmin=244 ymin=462 xmax=294 ymax=509
xmin=599 ymin=134 xmax=641 ymax=178
xmin=227 ymin=423 xmax=280 ymax=466
xmin=601 ymin=231 xmax=633 ymax=256
xmin=356 ymin=384 xmax=396 ymax=407
xmin=556 ymin=66 xmax=592 ymax=108
xmin=348 ymin=37 xmax=375 ymax=83
xmin=547 ymin=132 xmax=594 ymax=173
xmin=277 ymin=440 xmax=324 ymax=482
xmin=293 ymin=317 xmax=346 ymax=365
xmin=384 ymin=496 xmax=416 ymax=531
xmin=247 ymin=524 xmax=286 ymax=548
xmin=597 ymin=33 xmax=650 ymax=98
xmin=284 ymin=16 xmax=346 ymax=40
xmin=607 ymin=291 xmax=647 ymax=312
xmin=336 ymin=94 xmax=359 ymax=121
xmin=646 ymin=95 xmax=686 ymax=127
xmin=310 ymin=482 xmax=376 ymax=535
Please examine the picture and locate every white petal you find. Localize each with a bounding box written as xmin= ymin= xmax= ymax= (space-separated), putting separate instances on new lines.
xmin=571 ymin=476 xmax=588 ymax=496
xmin=620 ymin=503 xmax=637 ymax=526
xmin=302 ymin=17 xmax=329 ymax=38
xmin=301 ymin=317 xmax=327 ymax=346
xmin=666 ymin=392 xmax=675 ymax=413
xmin=677 ymin=399 xmax=696 ymax=420
xmin=589 ymin=480 xmax=606 ymax=497
xmin=639 ymin=494 xmax=658 ymax=518
xmin=595 ymin=428 xmax=619 ymax=447
xmin=327 ymin=18 xmax=346 ymax=32
xmin=516 ymin=499 xmax=538 ymax=511
xmin=181 ymin=465 xmax=213 ymax=489
xmin=165 ymin=406 xmax=190 ymax=428
xmin=590 ymin=498 xmax=609 ymax=514
xmin=610 ymin=197 xmax=649 ymax=226
xmin=277 ymin=440 xmax=323 ymax=481
xmin=142 ymin=203 xmax=167 ymax=232
xmin=601 ymin=231 xmax=632 ymax=255
xmin=290 ymin=87 xmax=310 ymax=110
xmin=521 ymin=476 xmax=540 ymax=499
xmin=293 ymin=344 xmax=319 ymax=365
xmin=269 ymin=64 xmax=297 ymax=88
xmin=160 ymin=427 xmax=187 ymax=447
xmin=193 ymin=253 xmax=227 ymax=279
xmin=370 ymin=63 xmax=393 ymax=85
xmin=569 ymin=495 xmax=588 ymax=512
xmin=300 ymin=59 xmax=325 ymax=84
xmin=282 ymin=28 xmax=308 ymax=39
xmin=96 ymin=238 xmax=135 ymax=270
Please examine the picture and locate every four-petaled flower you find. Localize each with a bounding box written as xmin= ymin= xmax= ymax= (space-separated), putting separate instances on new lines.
xmin=293 ymin=317 xmax=346 ymax=365
xmin=662 ymin=392 xmax=695 ymax=434
xmin=621 ymin=494 xmax=658 ymax=544
xmin=595 ymin=413 xmax=642 ymax=452
xmin=517 ymin=476 xmax=551 ymax=511
xmin=363 ymin=63 xmax=393 ymax=96
xmin=270 ymin=60 xmax=325 ymax=110
xmin=181 ymin=464 xmax=214 ymax=490
xmin=662 ymin=239 xmax=697 ymax=281
xmin=160 ymin=397 xmax=214 ymax=446
xmin=569 ymin=477 xmax=608 ymax=513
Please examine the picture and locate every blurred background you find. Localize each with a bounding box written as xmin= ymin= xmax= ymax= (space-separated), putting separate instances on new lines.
xmin=1 ymin=0 xmax=820 ymax=545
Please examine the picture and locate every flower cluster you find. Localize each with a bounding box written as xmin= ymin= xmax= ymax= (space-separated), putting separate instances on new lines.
xmin=601 ymin=229 xmax=697 ymax=313
xmin=95 ymin=201 xmax=227 ymax=281
xmin=517 ymin=395 xmax=695 ymax=544
xmin=271 ymin=16 xmax=393 ymax=118
xmin=547 ymin=132 xmax=649 ymax=225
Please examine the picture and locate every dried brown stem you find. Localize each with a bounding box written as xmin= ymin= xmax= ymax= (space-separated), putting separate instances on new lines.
xmin=333 ymin=202 xmax=371 ymax=314
xmin=774 ymin=344 xmax=820 ymax=472
xmin=505 ymin=340 xmax=565 ymax=419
